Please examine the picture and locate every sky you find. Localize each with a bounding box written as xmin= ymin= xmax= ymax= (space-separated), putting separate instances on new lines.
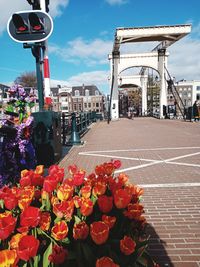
xmin=0 ymin=0 xmax=200 ymax=94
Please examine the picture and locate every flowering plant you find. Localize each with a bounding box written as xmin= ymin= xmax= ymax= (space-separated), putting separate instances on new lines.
xmin=0 ymin=160 xmax=158 ymax=267
xmin=0 ymin=84 xmax=36 ymax=186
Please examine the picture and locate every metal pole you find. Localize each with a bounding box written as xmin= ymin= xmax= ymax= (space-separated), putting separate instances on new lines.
xmin=40 ymin=0 xmax=51 ymax=98
xmin=31 ymin=45 xmax=44 ymax=110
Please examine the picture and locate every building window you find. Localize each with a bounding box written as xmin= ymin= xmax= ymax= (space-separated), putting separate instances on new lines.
xmin=79 ymin=103 xmax=82 ymax=111
xmin=96 ymin=103 xmax=99 ymax=107
xmin=95 ymin=90 xmax=99 ymax=96
xmin=84 ymin=103 xmax=87 ymax=108
xmin=74 ymin=104 xmax=77 ymax=110
xmin=75 ymin=90 xmax=79 ymax=97
xmin=85 ymin=89 xmax=89 ymax=96
xmin=88 ymin=103 xmax=91 ymax=108
xmin=197 ymin=94 xmax=200 ymax=100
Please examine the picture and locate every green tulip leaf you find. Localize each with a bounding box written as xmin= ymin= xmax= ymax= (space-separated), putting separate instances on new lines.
xmin=43 ymin=242 xmax=52 ymax=267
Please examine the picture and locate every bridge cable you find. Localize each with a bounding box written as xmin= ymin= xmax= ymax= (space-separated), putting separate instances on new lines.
xmin=107 ymin=52 xmax=115 ymax=124
xmin=164 ymin=66 xmax=186 ymax=120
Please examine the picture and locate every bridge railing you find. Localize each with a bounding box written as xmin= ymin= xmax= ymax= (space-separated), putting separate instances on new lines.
xmin=61 ymin=111 xmax=99 ymax=145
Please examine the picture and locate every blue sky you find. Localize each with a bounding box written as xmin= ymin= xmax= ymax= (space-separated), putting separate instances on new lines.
xmin=0 ymin=0 xmax=200 ymax=94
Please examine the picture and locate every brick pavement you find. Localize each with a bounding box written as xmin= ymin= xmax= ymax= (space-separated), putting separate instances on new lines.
xmin=60 ymin=118 xmax=200 ymax=267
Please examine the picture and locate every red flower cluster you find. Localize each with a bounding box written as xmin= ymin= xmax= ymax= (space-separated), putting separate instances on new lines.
xmin=0 ymin=160 xmax=158 ymax=267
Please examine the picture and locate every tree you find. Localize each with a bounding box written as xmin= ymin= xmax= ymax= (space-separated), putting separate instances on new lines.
xmin=15 ymin=71 xmax=37 ymax=87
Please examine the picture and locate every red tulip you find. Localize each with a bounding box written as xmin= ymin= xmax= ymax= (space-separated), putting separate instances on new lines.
xmin=43 ymin=175 xmax=58 ymax=193
xmin=113 ymin=160 xmax=121 ymax=169
xmin=72 ymin=170 xmax=85 ymax=186
xmin=120 ymin=236 xmax=136 ymax=255
xmin=20 ymin=206 xmax=41 ymax=228
xmin=3 ymin=193 xmax=18 ymax=210
xmin=98 ymin=195 xmax=113 ymax=213
xmin=96 ymin=256 xmax=119 ymax=267
xmin=48 ymin=245 xmax=68 ymax=264
xmin=0 ymin=213 xmax=17 ymax=240
xmin=90 ymin=221 xmax=109 ymax=245
xmin=73 ymin=221 xmax=89 ymax=240
xmin=17 ymin=235 xmax=39 ymax=261
xmin=39 ymin=212 xmax=51 ymax=231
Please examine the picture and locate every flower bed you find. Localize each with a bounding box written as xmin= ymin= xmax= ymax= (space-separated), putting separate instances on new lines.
xmin=0 ymin=84 xmax=36 ymax=186
xmin=0 ymin=160 xmax=158 ymax=267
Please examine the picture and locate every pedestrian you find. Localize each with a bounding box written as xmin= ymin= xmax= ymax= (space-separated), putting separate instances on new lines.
xmin=193 ymin=101 xmax=199 ymax=122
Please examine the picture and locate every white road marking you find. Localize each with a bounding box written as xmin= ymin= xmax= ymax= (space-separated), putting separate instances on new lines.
xmin=138 ymin=182 xmax=200 ymax=188
xmin=79 ymin=146 xmax=200 ymax=154
xmin=79 ymin=150 xmax=200 ymax=173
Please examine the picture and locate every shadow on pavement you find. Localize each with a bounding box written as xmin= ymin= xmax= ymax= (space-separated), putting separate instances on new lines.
xmin=146 ymin=223 xmax=174 ymax=267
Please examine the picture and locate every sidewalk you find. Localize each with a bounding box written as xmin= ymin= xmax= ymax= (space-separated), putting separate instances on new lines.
xmin=60 ymin=118 xmax=200 ymax=267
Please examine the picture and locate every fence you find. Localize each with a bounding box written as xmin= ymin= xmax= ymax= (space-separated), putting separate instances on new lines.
xmin=61 ymin=111 xmax=100 ymax=145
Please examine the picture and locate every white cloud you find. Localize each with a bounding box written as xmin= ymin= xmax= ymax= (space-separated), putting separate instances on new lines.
xmin=49 ymin=38 xmax=113 ymax=66
xmin=0 ymin=0 xmax=69 ymax=35
xmin=50 ymin=70 xmax=110 ymax=93
xmin=105 ymin=0 xmax=128 ymax=6
xmin=67 ymin=70 xmax=109 ymax=88
xmin=49 ymin=0 xmax=69 ymax=17
xmin=168 ymin=35 xmax=200 ymax=81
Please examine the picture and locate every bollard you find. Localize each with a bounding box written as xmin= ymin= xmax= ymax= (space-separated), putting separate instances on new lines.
xmin=67 ymin=113 xmax=83 ymax=145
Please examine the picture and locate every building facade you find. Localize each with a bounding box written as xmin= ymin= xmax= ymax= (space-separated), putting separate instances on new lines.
xmin=71 ymin=85 xmax=104 ymax=114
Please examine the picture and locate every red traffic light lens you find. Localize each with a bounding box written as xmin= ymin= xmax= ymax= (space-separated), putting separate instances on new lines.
xmin=29 ymin=13 xmax=44 ymax=32
xmin=12 ymin=14 xmax=28 ymax=32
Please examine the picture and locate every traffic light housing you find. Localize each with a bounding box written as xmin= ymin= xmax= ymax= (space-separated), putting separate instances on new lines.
xmin=7 ymin=10 xmax=53 ymax=43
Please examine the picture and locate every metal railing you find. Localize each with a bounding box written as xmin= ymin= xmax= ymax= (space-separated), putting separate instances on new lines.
xmin=61 ymin=111 xmax=99 ymax=145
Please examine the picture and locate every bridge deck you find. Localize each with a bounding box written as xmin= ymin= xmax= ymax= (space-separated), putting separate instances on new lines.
xmin=60 ymin=117 xmax=200 ymax=267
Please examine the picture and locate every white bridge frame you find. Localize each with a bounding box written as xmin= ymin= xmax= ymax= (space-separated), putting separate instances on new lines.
xmin=109 ymin=24 xmax=192 ymax=119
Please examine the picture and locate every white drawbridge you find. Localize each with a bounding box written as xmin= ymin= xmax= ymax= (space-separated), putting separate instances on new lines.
xmin=108 ymin=24 xmax=192 ymax=120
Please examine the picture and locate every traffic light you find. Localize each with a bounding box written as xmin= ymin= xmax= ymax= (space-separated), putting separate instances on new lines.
xmin=7 ymin=10 xmax=53 ymax=43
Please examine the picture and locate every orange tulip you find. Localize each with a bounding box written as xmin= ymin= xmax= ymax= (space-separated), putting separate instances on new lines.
xmin=92 ymin=181 xmax=107 ymax=196
xmin=53 ymin=200 xmax=74 ymax=221
xmin=10 ymin=233 xmax=26 ymax=249
xmin=51 ymin=220 xmax=68 ymax=240
xmin=90 ymin=221 xmax=109 ymax=245
xmin=80 ymin=198 xmax=93 ymax=216
xmin=57 ymin=183 xmax=74 ymax=201
xmin=124 ymin=203 xmax=144 ymax=220
xmin=73 ymin=195 xmax=82 ymax=208
xmin=80 ymin=185 xmax=91 ymax=199
xmin=113 ymin=188 xmax=132 ymax=209
xmin=118 ymin=173 xmax=129 ymax=185
xmin=35 ymin=165 xmax=44 ymax=175
xmin=0 ymin=250 xmax=17 ymax=267
xmin=102 ymin=215 xmax=116 ymax=229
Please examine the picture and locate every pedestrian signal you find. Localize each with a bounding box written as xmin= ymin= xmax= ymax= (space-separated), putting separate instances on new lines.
xmin=7 ymin=10 xmax=53 ymax=43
